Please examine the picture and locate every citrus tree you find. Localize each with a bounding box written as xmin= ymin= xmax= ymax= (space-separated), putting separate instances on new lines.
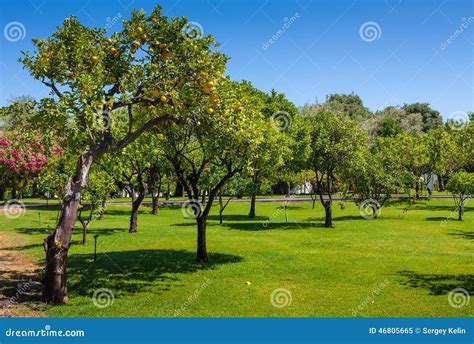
xmin=306 ymin=111 xmax=366 ymax=227
xmin=21 ymin=6 xmax=227 ymax=304
xmin=446 ymin=171 xmax=474 ymax=220
xmin=158 ymin=79 xmax=266 ymax=262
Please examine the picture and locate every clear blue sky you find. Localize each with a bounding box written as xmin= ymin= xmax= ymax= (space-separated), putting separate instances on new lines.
xmin=0 ymin=0 xmax=472 ymax=119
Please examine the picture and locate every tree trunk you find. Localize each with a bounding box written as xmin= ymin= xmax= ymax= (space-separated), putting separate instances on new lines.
xmin=129 ymin=192 xmax=145 ymax=233
xmin=287 ymin=182 xmax=291 ymax=197
xmin=196 ymin=216 xmax=208 ymax=262
xmin=438 ymin=175 xmax=445 ymax=192
xmin=415 ymin=183 xmax=420 ymax=199
xmin=201 ymin=190 xmax=206 ymax=205
xmin=312 ymin=197 xmax=316 ymax=209
xmin=323 ymin=201 xmax=332 ymax=228
xmin=98 ymin=198 xmax=107 ymax=220
xmin=0 ymin=185 xmax=4 ymax=200
xmin=165 ymin=180 xmax=170 ymax=200
xmin=458 ymin=200 xmax=464 ymax=220
xmin=42 ymin=151 xmax=94 ymax=304
xmin=173 ymin=180 xmax=183 ymax=197
xmin=151 ymin=192 xmax=159 ymax=215
xmin=219 ymin=194 xmax=223 ymax=225
xmin=248 ymin=193 xmax=256 ymax=218
xmin=82 ymin=224 xmax=87 ymax=245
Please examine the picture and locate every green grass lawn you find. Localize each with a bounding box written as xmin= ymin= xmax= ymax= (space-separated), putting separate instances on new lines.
xmin=1 ymin=198 xmax=472 ymax=317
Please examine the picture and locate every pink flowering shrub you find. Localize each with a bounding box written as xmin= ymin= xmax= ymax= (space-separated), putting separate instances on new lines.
xmin=0 ymin=133 xmax=61 ymax=185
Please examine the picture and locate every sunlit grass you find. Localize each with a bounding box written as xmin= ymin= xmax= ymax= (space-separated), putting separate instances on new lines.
xmin=0 ymin=197 xmax=472 ymax=317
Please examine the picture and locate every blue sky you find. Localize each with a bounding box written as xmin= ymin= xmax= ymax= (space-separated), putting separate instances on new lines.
xmin=0 ymin=0 xmax=472 ymax=119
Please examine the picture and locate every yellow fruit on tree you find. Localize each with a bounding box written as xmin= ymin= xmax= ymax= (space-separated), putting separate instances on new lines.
xmin=110 ymin=47 xmax=117 ymax=54
xmin=160 ymin=95 xmax=168 ymax=103
xmin=151 ymin=89 xmax=160 ymax=97
xmin=90 ymin=55 xmax=99 ymax=63
xmin=207 ymin=107 xmax=214 ymax=114
xmin=132 ymin=41 xmax=141 ymax=49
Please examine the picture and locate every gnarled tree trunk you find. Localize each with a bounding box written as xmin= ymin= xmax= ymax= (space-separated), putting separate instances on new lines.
xmin=42 ymin=151 xmax=94 ymax=304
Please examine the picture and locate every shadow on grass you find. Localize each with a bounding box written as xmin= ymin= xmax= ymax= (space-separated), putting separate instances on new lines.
xmin=207 ymin=214 xmax=268 ymax=222
xmin=218 ymin=221 xmax=323 ymax=231
xmin=0 ymin=270 xmax=42 ymax=309
xmin=447 ymin=230 xmax=474 ymax=241
xmin=425 ymin=217 xmax=449 ymax=221
xmin=13 ymin=227 xmax=128 ymax=237
xmin=397 ymin=270 xmax=474 ymax=295
xmin=66 ymin=249 xmax=242 ymax=298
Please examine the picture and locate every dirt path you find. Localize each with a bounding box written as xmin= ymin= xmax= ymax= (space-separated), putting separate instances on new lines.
xmin=0 ymin=231 xmax=45 ymax=317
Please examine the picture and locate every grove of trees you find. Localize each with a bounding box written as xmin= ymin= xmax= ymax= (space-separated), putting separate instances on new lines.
xmin=0 ymin=6 xmax=472 ymax=305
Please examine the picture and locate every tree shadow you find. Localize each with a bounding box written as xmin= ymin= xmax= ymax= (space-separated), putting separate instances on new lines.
xmin=66 ymin=249 xmax=243 ymax=298
xmin=1 ymin=243 xmax=43 ymax=251
xmin=0 ymin=270 xmax=42 ymax=309
xmin=207 ymin=214 xmax=268 ymax=222
xmin=13 ymin=227 xmax=127 ymax=237
xmin=397 ymin=270 xmax=474 ymax=295
xmin=447 ymin=230 xmax=474 ymax=241
xmin=425 ymin=217 xmax=450 ymax=221
xmin=218 ymin=221 xmax=323 ymax=231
